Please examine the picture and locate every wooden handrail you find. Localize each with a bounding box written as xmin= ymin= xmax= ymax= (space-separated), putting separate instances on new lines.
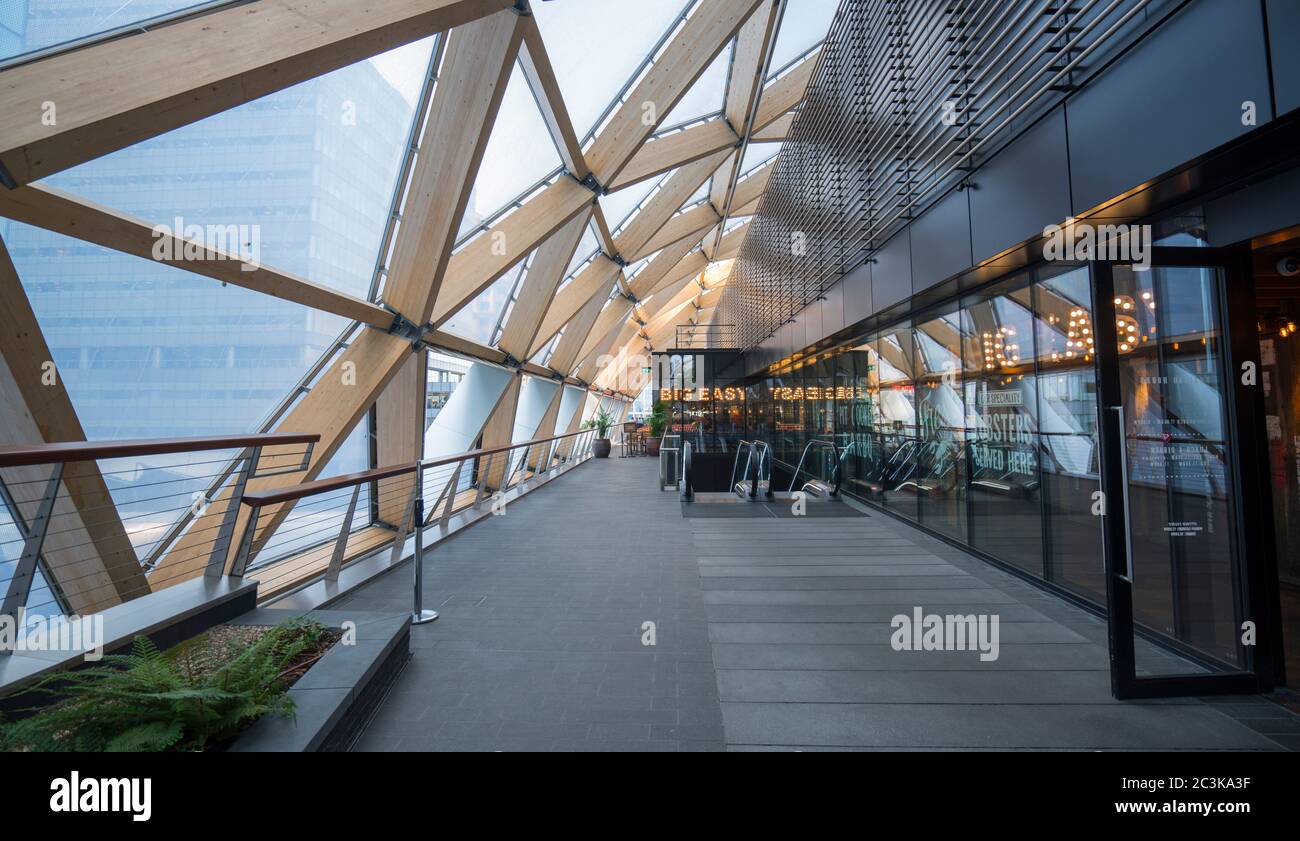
xmin=0 ymin=432 xmax=320 ymax=468
xmin=419 ymin=428 xmax=589 ymax=470
xmin=242 ymin=463 xmax=417 ymax=508
xmin=240 ymin=428 xmax=593 ymax=508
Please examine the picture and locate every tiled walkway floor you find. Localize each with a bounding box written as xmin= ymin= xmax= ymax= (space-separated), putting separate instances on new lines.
xmin=342 ymin=456 xmax=1298 ymax=751
xmin=341 ymin=454 xmax=721 ymax=751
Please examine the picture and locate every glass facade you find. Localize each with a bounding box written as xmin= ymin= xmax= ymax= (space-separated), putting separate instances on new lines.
xmin=742 ymin=264 xmax=1111 ymax=605
xmin=718 ymin=253 xmax=1259 ymax=675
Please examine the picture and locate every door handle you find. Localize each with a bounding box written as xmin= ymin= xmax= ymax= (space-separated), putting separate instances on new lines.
xmin=1108 ymin=404 xmax=1134 ymax=584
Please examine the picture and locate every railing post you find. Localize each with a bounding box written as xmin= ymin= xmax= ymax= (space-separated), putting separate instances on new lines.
xmin=387 ymin=469 xmax=421 ymax=567
xmin=205 ymin=446 xmax=260 ymax=577
xmin=324 ymin=483 xmax=360 ymax=583
xmin=410 ymin=462 xmax=436 ymax=625
xmin=1 ymin=463 xmax=63 ymax=639
xmin=439 ymin=459 xmax=464 ymax=527
xmin=229 ymin=504 xmax=260 ymax=578
xmin=473 ymin=453 xmax=491 ymax=508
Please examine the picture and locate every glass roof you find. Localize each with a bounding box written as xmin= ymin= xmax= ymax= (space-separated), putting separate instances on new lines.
xmin=531 ymin=0 xmax=693 ymax=139
xmin=769 ymin=0 xmax=839 ymax=70
xmin=0 ymin=0 xmax=213 ymax=64
xmin=661 ymin=44 xmax=732 ymax=128
xmin=44 ymin=37 xmax=436 ymax=302
xmin=441 ymin=260 xmax=528 ymax=347
xmin=602 ymin=171 xmax=670 ymax=233
xmin=459 ymin=63 xmax=563 ymax=238
xmin=741 ymin=141 xmax=783 ymax=174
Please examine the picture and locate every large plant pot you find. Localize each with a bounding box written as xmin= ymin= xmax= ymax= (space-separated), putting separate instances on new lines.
xmin=645 ymin=436 xmax=662 ymax=457
xmin=593 ymin=438 xmax=611 ymax=458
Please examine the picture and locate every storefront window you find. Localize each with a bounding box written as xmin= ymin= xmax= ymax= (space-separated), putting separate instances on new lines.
xmin=875 ymin=324 xmax=918 ymax=521
xmin=962 ymin=278 xmax=1044 ymax=573
xmin=1033 ymin=265 xmax=1105 ymax=600
xmin=913 ymin=310 xmax=966 ymax=541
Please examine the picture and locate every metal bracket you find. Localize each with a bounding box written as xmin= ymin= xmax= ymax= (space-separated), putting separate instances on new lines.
xmin=382 ymin=306 xmax=431 ymax=349
xmin=609 ymin=252 xmax=628 ymax=267
xmin=511 ymin=0 xmax=532 ymax=16
xmin=501 ymin=351 xmax=524 ymax=370
xmin=0 ymin=161 xmax=16 ymax=190
xmin=580 ymin=172 xmax=606 ymax=195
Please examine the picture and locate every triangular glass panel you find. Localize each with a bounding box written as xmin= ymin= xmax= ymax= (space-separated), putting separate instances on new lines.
xmin=741 ymin=141 xmax=782 ymax=174
xmin=770 ymin=0 xmax=840 ymax=71
xmin=458 ymin=64 xmax=563 ymax=238
xmin=43 ymin=37 xmax=437 ymax=303
xmin=533 ymin=0 xmax=693 ymax=138
xmin=661 ymin=44 xmax=732 ymax=129
xmin=441 ymin=260 xmax=528 ymax=347
xmin=601 ymin=170 xmax=669 ymax=233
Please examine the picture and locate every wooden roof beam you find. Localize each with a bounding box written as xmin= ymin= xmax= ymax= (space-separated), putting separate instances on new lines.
xmin=495 ymin=209 xmax=592 ymax=361
xmin=0 ymin=0 xmax=513 ymax=187
xmin=518 ymin=13 xmax=589 ymax=181
xmin=607 ymin=118 xmax=739 ymax=192
xmin=430 ymin=177 xmax=594 ymax=325
xmin=0 ymin=184 xmax=395 ymax=329
xmin=584 ymin=0 xmax=764 ymax=188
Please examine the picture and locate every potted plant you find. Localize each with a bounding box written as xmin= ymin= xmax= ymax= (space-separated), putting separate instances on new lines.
xmin=645 ymin=400 xmax=668 ymax=457
xmin=583 ymin=409 xmax=615 ymax=458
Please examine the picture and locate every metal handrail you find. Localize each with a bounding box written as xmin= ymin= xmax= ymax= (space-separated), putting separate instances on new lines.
xmin=730 ymin=439 xmax=771 ymax=499
xmin=0 ymin=432 xmax=318 ymax=469
xmin=234 ymin=426 xmax=599 ymax=624
xmin=790 ymin=441 xmax=842 ymax=493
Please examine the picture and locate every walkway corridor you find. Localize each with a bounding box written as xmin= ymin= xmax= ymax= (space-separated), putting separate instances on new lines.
xmin=340 ymin=456 xmax=1298 ymax=751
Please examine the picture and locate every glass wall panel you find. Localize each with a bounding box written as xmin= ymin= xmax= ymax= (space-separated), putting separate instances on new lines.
xmin=913 ymin=309 xmax=966 ymax=541
xmin=962 ymin=278 xmax=1043 ymax=573
xmin=840 ymin=346 xmax=878 ymax=497
xmin=875 ymin=324 xmax=918 ymax=520
xmin=1034 ymin=264 xmax=1105 ymax=600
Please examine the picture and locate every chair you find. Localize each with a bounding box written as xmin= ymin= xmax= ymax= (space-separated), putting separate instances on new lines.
xmin=620 ymin=421 xmax=639 ymax=457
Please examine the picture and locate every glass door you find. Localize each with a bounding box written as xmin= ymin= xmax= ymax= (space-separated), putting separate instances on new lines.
xmin=1093 ymin=247 xmax=1261 ymax=698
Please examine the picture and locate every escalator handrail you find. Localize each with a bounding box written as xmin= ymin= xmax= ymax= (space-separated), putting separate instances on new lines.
xmin=788 ymin=439 xmax=839 ymax=493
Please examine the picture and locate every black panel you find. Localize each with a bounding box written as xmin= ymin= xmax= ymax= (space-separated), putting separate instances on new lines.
xmin=872 ymin=230 xmax=913 ymax=312
xmin=969 ymin=109 xmax=1072 ymax=263
xmin=1067 ymin=0 xmax=1273 ymax=213
xmin=1204 ymin=165 xmax=1300 ymax=245
xmin=910 ymin=187 xmax=974 ymax=293
xmin=1267 ymin=0 xmax=1300 ymax=116
xmin=842 ymin=261 xmax=872 ymax=327
xmin=821 ymin=280 xmax=845 ymax=337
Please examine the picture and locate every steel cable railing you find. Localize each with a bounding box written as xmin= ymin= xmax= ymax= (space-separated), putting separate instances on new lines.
xmin=0 ymin=433 xmax=319 ymax=639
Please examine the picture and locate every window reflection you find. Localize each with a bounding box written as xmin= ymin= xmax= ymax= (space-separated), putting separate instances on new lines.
xmin=962 ymin=281 xmax=1043 ymax=574
xmin=1034 ymin=265 xmax=1104 ymax=600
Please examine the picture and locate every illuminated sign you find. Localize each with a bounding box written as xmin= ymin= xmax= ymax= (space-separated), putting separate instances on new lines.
xmin=770 ymin=386 xmax=868 ymax=401
xmin=660 ymin=387 xmax=745 ymax=402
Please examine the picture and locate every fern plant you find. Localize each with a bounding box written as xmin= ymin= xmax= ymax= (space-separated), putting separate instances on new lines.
xmin=0 ymin=619 xmax=329 ymax=752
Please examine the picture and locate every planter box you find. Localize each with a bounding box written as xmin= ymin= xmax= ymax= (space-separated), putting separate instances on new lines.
xmin=228 ymin=608 xmax=410 ymax=752
xmin=593 ymin=438 xmax=611 ymax=458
